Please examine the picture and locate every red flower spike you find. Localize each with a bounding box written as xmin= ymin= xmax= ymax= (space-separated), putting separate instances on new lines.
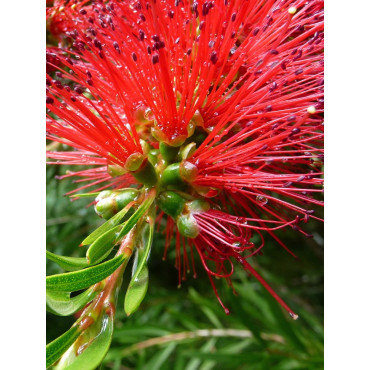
xmin=46 ymin=0 xmax=324 ymax=318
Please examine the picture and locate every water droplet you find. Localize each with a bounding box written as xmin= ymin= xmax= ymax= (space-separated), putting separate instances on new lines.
xmin=256 ymin=195 xmax=268 ymax=206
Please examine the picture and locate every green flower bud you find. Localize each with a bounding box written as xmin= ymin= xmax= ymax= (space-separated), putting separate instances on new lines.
xmin=148 ymin=149 xmax=160 ymax=165
xmin=157 ymin=191 xmax=186 ymax=219
xmin=177 ymin=213 xmax=200 ymax=238
xmin=131 ymin=159 xmax=158 ymax=187
xmin=161 ymin=161 xmax=198 ymax=186
xmin=94 ymin=189 xmax=139 ymax=219
xmin=159 ymin=142 xmax=179 ymax=162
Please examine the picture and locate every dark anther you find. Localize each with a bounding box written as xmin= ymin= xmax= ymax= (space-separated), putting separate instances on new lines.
xmin=152 ymin=54 xmax=159 ymax=64
xmin=74 ymin=86 xmax=84 ymax=94
xmin=210 ymin=51 xmax=218 ymax=64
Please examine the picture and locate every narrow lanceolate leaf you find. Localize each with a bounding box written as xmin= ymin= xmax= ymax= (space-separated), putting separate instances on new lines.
xmin=81 ymin=203 xmax=134 ymax=246
xmin=55 ymin=314 xmax=114 ymax=370
xmin=46 ymin=325 xmax=80 ymax=368
xmin=124 ymin=265 xmax=149 ymax=316
xmin=46 ymin=254 xmax=125 ymax=292
xmin=124 ymin=209 xmax=154 ymax=315
xmin=86 ymin=225 xmax=122 ymax=266
xmin=46 ymin=287 xmax=98 ymax=316
xmin=115 ymin=189 xmax=156 ymax=241
xmin=46 ymin=250 xmax=89 ymax=271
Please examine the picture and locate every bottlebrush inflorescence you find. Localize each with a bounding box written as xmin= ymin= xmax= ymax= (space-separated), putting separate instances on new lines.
xmin=46 ymin=0 xmax=323 ymax=368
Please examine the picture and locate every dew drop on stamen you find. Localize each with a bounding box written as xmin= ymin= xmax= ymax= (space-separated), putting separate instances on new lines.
xmin=256 ymin=195 xmax=268 ymax=206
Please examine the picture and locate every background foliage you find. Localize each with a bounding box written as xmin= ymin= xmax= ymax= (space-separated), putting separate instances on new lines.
xmin=47 ymin=165 xmax=323 ymax=370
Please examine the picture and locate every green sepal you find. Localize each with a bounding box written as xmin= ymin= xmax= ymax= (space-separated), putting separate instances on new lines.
xmin=54 ymin=313 xmax=114 ymax=370
xmin=46 ymin=254 xmax=126 ymax=292
xmin=81 ymin=202 xmax=133 ymax=246
xmin=157 ymin=191 xmax=186 ymax=219
xmin=124 ymin=212 xmax=154 ymax=316
xmin=115 ymin=190 xmax=156 ymax=241
xmin=46 ymin=287 xmax=99 ymax=316
xmin=46 ymin=325 xmax=80 ymax=368
xmin=46 ymin=250 xmax=88 ymax=272
xmin=86 ymin=225 xmax=122 ymax=265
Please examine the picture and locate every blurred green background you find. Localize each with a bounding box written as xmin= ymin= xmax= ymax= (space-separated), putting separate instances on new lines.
xmin=47 ymin=164 xmax=323 ymax=370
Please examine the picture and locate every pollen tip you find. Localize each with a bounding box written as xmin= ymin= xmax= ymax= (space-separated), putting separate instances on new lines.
xmin=307 ymin=106 xmax=316 ymax=114
xmin=288 ymin=7 xmax=297 ymax=15
xmin=289 ymin=312 xmax=299 ymax=320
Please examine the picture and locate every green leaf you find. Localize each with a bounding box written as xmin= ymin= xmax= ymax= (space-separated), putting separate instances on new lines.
xmin=125 ymin=265 xmax=149 ymax=316
xmin=124 ymin=210 xmax=154 ymax=316
xmin=46 ymin=325 xmax=80 ymax=368
xmin=46 ymin=250 xmax=88 ymax=272
xmin=115 ymin=190 xmax=156 ymax=241
xmin=46 ymin=254 xmax=125 ymax=292
xmin=46 ymin=287 xmax=98 ymax=316
xmin=81 ymin=203 xmax=133 ymax=246
xmin=55 ymin=314 xmax=114 ymax=370
xmin=86 ymin=225 xmax=122 ymax=265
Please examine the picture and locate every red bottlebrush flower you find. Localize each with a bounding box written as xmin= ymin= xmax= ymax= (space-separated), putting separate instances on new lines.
xmin=46 ymin=0 xmax=324 ymax=318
